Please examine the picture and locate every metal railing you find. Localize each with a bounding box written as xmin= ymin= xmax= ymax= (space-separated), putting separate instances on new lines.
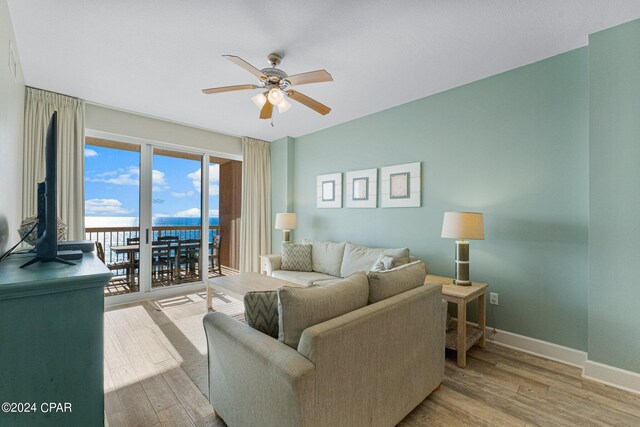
xmin=86 ymin=225 xmax=221 ymax=295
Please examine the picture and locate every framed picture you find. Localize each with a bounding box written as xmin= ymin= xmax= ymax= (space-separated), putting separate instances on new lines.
xmin=317 ymin=173 xmax=342 ymax=208
xmin=380 ymin=162 xmax=421 ymax=207
xmin=346 ymin=168 xmax=377 ymax=208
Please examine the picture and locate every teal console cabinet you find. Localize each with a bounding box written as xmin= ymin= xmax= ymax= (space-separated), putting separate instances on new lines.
xmin=0 ymin=253 xmax=111 ymax=427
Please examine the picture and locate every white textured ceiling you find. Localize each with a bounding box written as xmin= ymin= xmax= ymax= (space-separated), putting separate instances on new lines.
xmin=7 ymin=1 xmax=640 ymax=141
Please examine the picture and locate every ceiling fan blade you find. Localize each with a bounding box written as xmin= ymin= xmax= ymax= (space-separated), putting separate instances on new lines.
xmin=223 ymin=55 xmax=267 ymax=80
xmin=287 ymin=90 xmax=331 ymax=115
xmin=259 ymin=100 xmax=273 ymax=119
xmin=286 ymin=69 xmax=333 ymax=86
xmin=202 ymin=84 xmax=258 ymax=94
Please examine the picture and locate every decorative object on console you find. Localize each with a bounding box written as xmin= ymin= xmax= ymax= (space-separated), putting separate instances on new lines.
xmin=275 ymin=212 xmax=297 ymax=243
xmin=317 ymin=173 xmax=342 ymax=208
xmin=380 ymin=162 xmax=421 ymax=207
xmin=441 ymin=211 xmax=485 ymax=285
xmin=345 ymin=168 xmax=377 ymax=208
xmin=18 ymin=215 xmax=67 ymax=246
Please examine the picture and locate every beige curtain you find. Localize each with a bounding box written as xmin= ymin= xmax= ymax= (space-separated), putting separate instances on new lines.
xmin=22 ymin=87 xmax=85 ymax=240
xmin=239 ymin=137 xmax=271 ymax=272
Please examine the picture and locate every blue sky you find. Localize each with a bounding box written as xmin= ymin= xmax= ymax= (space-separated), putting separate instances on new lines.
xmin=84 ymin=145 xmax=219 ymax=218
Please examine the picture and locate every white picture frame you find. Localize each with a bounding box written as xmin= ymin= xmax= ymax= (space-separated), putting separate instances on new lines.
xmin=380 ymin=162 xmax=421 ymax=208
xmin=317 ymin=172 xmax=342 ymax=208
xmin=346 ymin=168 xmax=377 ymax=208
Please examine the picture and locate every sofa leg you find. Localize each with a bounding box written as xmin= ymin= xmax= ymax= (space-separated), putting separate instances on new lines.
xmin=434 ymin=383 xmax=442 ymax=392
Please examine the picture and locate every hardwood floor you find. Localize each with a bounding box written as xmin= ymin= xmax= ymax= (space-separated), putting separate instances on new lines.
xmin=104 ymin=293 xmax=640 ymax=427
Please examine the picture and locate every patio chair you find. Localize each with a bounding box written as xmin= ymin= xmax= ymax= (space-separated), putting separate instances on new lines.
xmin=95 ymin=241 xmax=139 ymax=291
xmin=151 ymin=241 xmax=175 ymax=285
xmin=209 ymin=234 xmax=222 ymax=276
xmin=178 ymin=239 xmax=201 ymax=279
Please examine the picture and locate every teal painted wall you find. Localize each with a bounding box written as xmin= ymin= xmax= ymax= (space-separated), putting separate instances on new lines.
xmin=284 ymin=48 xmax=590 ymax=350
xmin=588 ymin=19 xmax=640 ymax=373
xmin=270 ymin=137 xmax=295 ymax=252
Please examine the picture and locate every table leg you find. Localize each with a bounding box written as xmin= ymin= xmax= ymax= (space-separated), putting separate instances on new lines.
xmin=478 ymin=292 xmax=486 ymax=348
xmin=207 ymin=286 xmax=213 ymax=311
xmin=457 ymin=301 xmax=467 ymax=368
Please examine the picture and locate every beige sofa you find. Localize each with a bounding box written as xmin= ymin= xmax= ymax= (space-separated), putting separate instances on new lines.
xmin=202 ymin=273 xmax=445 ymax=427
xmin=263 ymin=240 xmax=417 ymax=286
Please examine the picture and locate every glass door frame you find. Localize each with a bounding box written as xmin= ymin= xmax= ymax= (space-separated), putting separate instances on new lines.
xmin=86 ymin=129 xmax=242 ymax=304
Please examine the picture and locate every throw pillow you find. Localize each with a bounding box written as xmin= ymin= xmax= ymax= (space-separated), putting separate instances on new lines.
xmin=367 ymin=260 xmax=427 ymax=304
xmin=301 ymin=239 xmax=347 ymax=276
xmin=340 ymin=242 xmax=410 ymax=277
xmin=281 ymin=243 xmax=312 ymax=272
xmin=277 ymin=272 xmax=369 ymax=349
xmin=244 ymin=290 xmax=279 ymax=338
xmin=370 ymin=254 xmax=395 ymax=272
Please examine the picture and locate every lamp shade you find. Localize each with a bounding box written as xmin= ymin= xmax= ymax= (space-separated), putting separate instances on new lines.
xmin=275 ymin=213 xmax=297 ymax=230
xmin=441 ymin=212 xmax=484 ymax=240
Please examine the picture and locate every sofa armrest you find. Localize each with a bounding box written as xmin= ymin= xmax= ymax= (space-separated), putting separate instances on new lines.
xmin=203 ymin=312 xmax=316 ymax=427
xmin=262 ymin=254 xmax=282 ymax=275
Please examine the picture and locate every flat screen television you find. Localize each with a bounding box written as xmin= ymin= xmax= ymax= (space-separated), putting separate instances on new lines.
xmin=20 ymin=112 xmax=81 ymax=268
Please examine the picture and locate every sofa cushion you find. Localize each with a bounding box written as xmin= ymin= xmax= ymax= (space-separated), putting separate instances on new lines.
xmin=281 ymin=243 xmax=312 ymax=272
xmin=340 ymin=243 xmax=410 ymax=277
xmin=271 ymin=270 xmax=338 ymax=286
xmin=301 ymin=239 xmax=346 ymax=276
xmin=367 ymin=260 xmax=427 ymax=304
xmin=244 ymin=290 xmax=279 ymax=338
xmin=277 ymin=272 xmax=369 ymax=349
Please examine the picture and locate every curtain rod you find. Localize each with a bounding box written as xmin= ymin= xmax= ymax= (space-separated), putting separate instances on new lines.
xmin=26 ymin=85 xmax=81 ymax=100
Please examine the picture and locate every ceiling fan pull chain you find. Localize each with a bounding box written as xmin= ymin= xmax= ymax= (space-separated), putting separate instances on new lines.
xmin=270 ymin=117 xmax=274 ymax=127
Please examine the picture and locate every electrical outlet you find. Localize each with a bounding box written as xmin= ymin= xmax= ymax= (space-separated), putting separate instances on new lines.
xmin=490 ymin=292 xmax=499 ymax=305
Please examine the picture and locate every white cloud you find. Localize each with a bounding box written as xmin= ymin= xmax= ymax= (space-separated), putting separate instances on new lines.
xmin=187 ymin=164 xmax=220 ymax=195
xmin=152 ymin=169 xmax=169 ymax=192
xmin=171 ymin=190 xmax=194 ymax=199
xmin=84 ymin=148 xmax=98 ymax=158
xmin=174 ymin=207 xmax=201 ymax=217
xmin=85 ymin=198 xmax=130 ymax=215
xmin=209 ymin=209 xmax=219 ymax=218
xmin=87 ymin=166 xmax=169 ymax=192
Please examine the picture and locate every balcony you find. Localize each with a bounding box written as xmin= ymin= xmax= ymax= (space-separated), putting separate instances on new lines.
xmin=86 ymin=225 xmax=238 ymax=296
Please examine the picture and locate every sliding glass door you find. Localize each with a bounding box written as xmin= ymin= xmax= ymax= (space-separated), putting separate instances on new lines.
xmin=150 ymin=148 xmax=204 ymax=288
xmin=84 ymin=138 xmax=141 ymax=296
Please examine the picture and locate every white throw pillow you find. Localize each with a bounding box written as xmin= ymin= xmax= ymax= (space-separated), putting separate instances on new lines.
xmin=301 ymin=239 xmax=346 ymax=276
xmin=370 ymin=254 xmax=395 ymax=272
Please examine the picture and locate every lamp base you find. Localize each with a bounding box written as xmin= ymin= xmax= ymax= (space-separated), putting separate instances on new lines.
xmin=282 ymin=230 xmax=291 ymax=244
xmin=454 ymin=240 xmax=472 ymax=286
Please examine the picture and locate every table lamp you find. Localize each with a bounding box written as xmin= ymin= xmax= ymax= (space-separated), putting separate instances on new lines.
xmin=275 ymin=213 xmax=297 ymax=244
xmin=441 ymin=212 xmax=484 ymax=286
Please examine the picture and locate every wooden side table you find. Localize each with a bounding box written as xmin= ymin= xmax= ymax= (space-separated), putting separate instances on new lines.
xmin=426 ymin=274 xmax=488 ymax=368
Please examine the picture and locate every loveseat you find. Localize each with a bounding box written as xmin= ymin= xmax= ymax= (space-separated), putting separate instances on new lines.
xmin=203 ymin=263 xmax=446 ymax=427
xmin=263 ymin=240 xmax=417 ymax=286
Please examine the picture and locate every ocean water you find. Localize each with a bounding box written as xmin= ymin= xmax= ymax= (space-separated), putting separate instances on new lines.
xmin=85 ymin=216 xmax=219 ymax=228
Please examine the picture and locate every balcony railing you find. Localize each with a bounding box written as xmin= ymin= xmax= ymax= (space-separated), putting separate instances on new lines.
xmin=86 ymin=225 xmax=225 ymax=296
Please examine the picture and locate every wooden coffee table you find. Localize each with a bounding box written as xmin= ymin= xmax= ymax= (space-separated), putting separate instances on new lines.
xmin=207 ymin=272 xmax=301 ymax=310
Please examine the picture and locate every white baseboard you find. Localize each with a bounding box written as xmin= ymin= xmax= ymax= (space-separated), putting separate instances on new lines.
xmin=485 ymin=326 xmax=587 ymax=368
xmin=583 ymin=360 xmax=640 ymax=396
xmin=481 ymin=325 xmax=640 ymax=396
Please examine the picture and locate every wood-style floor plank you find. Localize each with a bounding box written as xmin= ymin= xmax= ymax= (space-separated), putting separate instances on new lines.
xmin=104 ymin=293 xmax=640 ymax=427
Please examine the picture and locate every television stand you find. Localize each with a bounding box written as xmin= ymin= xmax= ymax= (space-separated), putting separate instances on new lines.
xmin=20 ymin=251 xmax=77 ymax=268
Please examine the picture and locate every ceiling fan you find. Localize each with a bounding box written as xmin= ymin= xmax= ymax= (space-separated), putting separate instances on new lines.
xmin=202 ymin=53 xmax=333 ymax=120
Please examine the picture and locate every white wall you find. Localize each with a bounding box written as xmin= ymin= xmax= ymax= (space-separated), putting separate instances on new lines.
xmin=0 ymin=0 xmax=25 ymax=253
xmin=86 ymin=103 xmax=242 ymax=156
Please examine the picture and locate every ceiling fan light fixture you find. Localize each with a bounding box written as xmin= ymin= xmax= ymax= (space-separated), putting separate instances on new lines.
xmin=251 ymin=92 xmax=267 ymax=109
xmin=277 ymin=98 xmax=292 ymax=113
xmin=267 ymin=87 xmax=284 ymax=105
